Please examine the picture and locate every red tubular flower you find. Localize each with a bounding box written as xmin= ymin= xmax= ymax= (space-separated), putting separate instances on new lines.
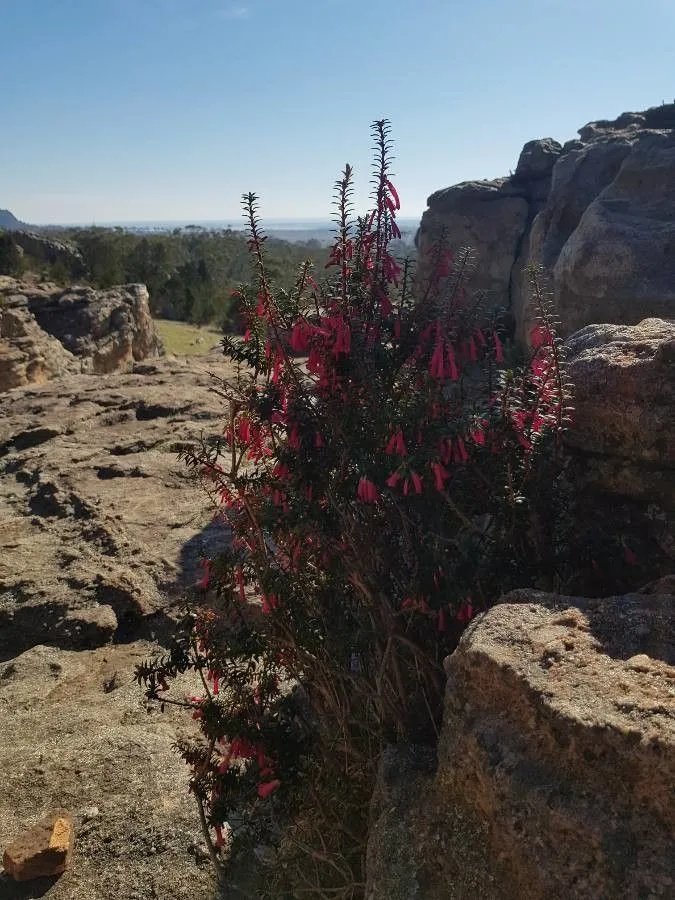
xmin=493 ymin=331 xmax=504 ymax=363
xmin=454 ymin=437 xmax=469 ymax=464
xmin=357 ymin=477 xmax=379 ymax=503
xmin=386 ymin=179 xmax=400 ymax=210
xmin=207 ymin=669 xmax=220 ymax=695
xmin=196 ymin=559 xmax=211 ymax=591
xmin=214 ymin=826 xmax=226 ymax=848
xmin=530 ymin=324 xmax=552 ymax=349
xmin=430 ymin=461 xmax=449 ymax=492
xmin=430 ymin=341 xmax=445 ymax=379
xmin=446 ymin=345 xmax=459 ymax=381
xmin=386 ymin=471 xmax=400 ymax=489
xmin=262 ymin=594 xmax=280 ymax=614
xmin=238 ymin=417 xmax=251 ymax=444
xmin=258 ymin=779 xmax=281 ymax=799
xmin=288 ymin=425 xmax=301 ymax=449
xmin=385 ymin=429 xmax=407 ymax=456
xmin=410 ymin=471 xmax=423 ymax=494
xmin=290 ymin=318 xmax=310 ymax=353
xmin=623 ymin=545 xmax=638 ymax=566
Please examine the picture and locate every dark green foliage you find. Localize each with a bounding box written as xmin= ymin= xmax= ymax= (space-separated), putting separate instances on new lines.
xmin=0 ymin=231 xmax=24 ymax=276
xmin=45 ymin=225 xmax=328 ymax=326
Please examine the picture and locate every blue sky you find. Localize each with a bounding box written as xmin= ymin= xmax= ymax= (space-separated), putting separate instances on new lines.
xmin=1 ymin=0 xmax=674 ymax=224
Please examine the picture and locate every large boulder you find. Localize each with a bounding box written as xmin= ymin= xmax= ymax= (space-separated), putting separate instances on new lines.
xmin=417 ymin=103 xmax=675 ymax=341
xmin=0 ymin=301 xmax=80 ymax=390
xmin=366 ymin=587 xmax=675 ymax=899
xmin=416 ymin=180 xmax=529 ymax=315
xmin=0 ymin=278 xmax=164 ymax=391
xmin=564 ymin=317 xmax=675 ymax=505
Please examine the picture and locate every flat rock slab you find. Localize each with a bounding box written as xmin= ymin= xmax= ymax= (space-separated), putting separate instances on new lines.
xmin=3 ymin=810 xmax=74 ymax=881
xmin=0 ymin=641 xmax=220 ymax=899
xmin=0 ymin=355 xmax=235 ymax=659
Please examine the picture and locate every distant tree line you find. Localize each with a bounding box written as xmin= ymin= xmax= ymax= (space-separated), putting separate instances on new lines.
xmin=0 ymin=225 xmax=328 ymax=329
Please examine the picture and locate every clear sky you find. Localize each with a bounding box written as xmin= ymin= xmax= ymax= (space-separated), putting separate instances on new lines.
xmin=1 ymin=0 xmax=674 ymax=224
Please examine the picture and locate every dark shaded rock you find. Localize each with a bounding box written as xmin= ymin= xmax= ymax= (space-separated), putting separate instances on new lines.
xmin=417 ymin=180 xmax=529 ymax=313
xmin=12 ymin=231 xmax=86 ymax=278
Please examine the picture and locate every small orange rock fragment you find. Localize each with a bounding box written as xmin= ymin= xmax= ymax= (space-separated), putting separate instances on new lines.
xmin=2 ymin=810 xmax=74 ymax=881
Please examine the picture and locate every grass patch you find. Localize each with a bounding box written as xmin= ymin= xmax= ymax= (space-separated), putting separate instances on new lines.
xmin=154 ymin=319 xmax=223 ymax=356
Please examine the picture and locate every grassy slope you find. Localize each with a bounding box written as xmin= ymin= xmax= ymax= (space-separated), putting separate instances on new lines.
xmin=154 ymin=318 xmax=223 ymax=356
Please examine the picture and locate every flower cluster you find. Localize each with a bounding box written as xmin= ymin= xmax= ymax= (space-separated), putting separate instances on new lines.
xmin=137 ymin=121 xmax=569 ymax=896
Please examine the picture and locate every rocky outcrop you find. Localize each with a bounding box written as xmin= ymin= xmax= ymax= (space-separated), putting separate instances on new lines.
xmin=0 ymin=209 xmax=25 ymax=230
xmin=418 ymin=103 xmax=675 ymax=341
xmin=11 ymin=230 xmax=86 ymax=277
xmin=0 ymin=354 xmax=233 ymax=659
xmin=416 ymin=181 xmax=530 ymax=314
xmin=3 ymin=810 xmax=74 ymax=881
xmin=0 ymin=351 xmax=267 ymax=896
xmin=561 ymin=317 xmax=675 ymax=574
xmin=366 ymin=588 xmax=675 ymax=899
xmin=564 ymin=317 xmax=675 ymax=506
xmin=0 ymin=278 xmax=164 ymax=391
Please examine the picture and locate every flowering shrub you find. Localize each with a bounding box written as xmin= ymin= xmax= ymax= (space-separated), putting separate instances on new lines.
xmin=136 ymin=121 xmax=570 ymax=897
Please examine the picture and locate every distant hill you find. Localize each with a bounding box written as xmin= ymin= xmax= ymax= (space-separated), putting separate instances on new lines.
xmin=0 ymin=209 xmax=26 ymax=230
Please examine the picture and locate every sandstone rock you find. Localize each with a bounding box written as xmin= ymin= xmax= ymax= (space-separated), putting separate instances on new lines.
xmin=0 ymin=277 xmax=164 ymax=392
xmin=367 ymin=588 xmax=675 ymax=899
xmin=0 ymin=355 xmax=235 ymax=659
xmin=416 ymin=180 xmax=529 ymax=313
xmin=0 ymin=300 xmax=80 ymax=390
xmin=564 ymin=317 xmax=675 ymax=507
xmin=11 ymin=231 xmax=86 ymax=278
xmin=435 ymin=592 xmax=675 ymax=899
xmin=3 ymin=810 xmax=74 ymax=881
xmin=513 ymin=138 xmax=563 ymax=185
xmin=417 ymin=103 xmax=675 ymax=342
xmin=550 ymin=132 xmax=675 ymax=336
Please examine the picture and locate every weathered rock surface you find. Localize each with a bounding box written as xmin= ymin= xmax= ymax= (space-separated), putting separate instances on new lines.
xmin=418 ymin=103 xmax=675 ymax=340
xmin=11 ymin=231 xmax=86 ymax=278
xmin=0 ymin=642 xmax=220 ymax=899
xmin=3 ymin=810 xmax=74 ymax=881
xmin=564 ymin=317 xmax=675 ymax=507
xmin=0 ymin=354 xmax=234 ymax=660
xmin=0 ymin=351 xmax=262 ymax=897
xmin=367 ymin=589 xmax=675 ymax=899
xmin=0 ymin=278 xmax=164 ymax=392
xmin=416 ymin=180 xmax=529 ymax=314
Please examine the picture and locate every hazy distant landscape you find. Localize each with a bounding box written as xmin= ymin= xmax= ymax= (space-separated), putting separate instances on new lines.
xmin=3 ymin=211 xmax=420 ymax=246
